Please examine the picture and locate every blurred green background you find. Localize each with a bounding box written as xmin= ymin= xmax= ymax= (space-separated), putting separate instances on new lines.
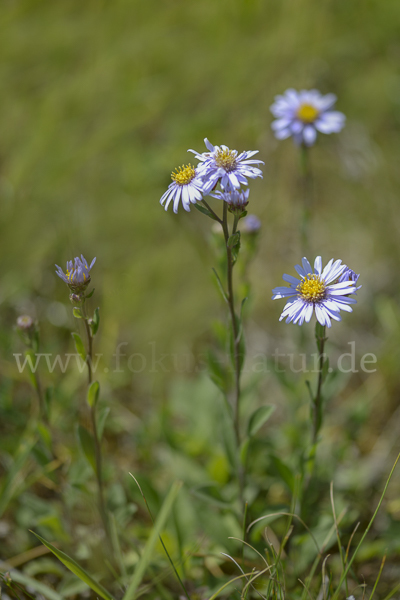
xmin=2 ymin=0 xmax=400 ymax=354
xmin=2 ymin=0 xmax=400 ymax=587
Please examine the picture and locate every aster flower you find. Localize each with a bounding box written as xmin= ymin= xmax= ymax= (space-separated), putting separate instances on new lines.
xmin=338 ymin=267 xmax=362 ymax=292
xmin=272 ymin=256 xmax=358 ymax=327
xmin=160 ymin=163 xmax=203 ymax=213
xmin=189 ymin=139 xmax=263 ymax=195
xmin=241 ymin=214 xmax=261 ymax=234
xmin=270 ymin=89 xmax=345 ymax=146
xmin=16 ymin=315 xmax=34 ymax=331
xmin=55 ymin=255 xmax=96 ymax=293
xmin=211 ymin=188 xmax=250 ymax=214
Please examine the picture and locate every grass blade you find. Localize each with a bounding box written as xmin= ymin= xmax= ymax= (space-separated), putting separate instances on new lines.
xmin=0 ymin=563 xmax=64 ymax=600
xmin=30 ymin=532 xmax=115 ymax=600
xmin=123 ymin=480 xmax=182 ymax=600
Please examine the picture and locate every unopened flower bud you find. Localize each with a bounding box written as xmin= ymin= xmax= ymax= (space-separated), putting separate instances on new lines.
xmin=211 ymin=189 xmax=250 ymax=216
xmin=55 ymin=255 xmax=96 ymax=294
xmin=69 ymin=293 xmax=84 ymax=304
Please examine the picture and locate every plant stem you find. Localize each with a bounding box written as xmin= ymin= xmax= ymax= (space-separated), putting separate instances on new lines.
xmin=299 ymin=145 xmax=312 ymax=255
xmin=312 ymin=324 xmax=327 ymax=446
xmin=81 ymin=300 xmax=110 ymax=544
xmin=221 ymin=201 xmax=245 ymax=510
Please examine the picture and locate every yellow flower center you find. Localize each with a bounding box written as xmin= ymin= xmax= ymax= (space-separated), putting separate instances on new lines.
xmin=171 ymin=164 xmax=196 ymax=186
xmin=215 ymin=148 xmax=237 ymax=172
xmin=296 ymin=103 xmax=320 ymax=123
xmin=297 ymin=274 xmax=326 ymax=302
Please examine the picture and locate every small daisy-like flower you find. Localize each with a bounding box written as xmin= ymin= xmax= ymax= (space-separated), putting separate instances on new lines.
xmin=160 ymin=163 xmax=203 ymax=214
xmin=16 ymin=315 xmax=34 ymax=331
xmin=270 ymin=89 xmax=345 ymax=146
xmin=242 ymin=214 xmax=261 ymax=234
xmin=189 ymin=139 xmax=263 ymax=195
xmin=212 ymin=188 xmax=250 ymax=214
xmin=272 ymin=256 xmax=358 ymax=327
xmin=338 ymin=267 xmax=362 ymax=292
xmin=55 ymin=255 xmax=96 ymax=293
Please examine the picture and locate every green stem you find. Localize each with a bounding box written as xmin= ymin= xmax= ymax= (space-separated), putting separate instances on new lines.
xmin=299 ymin=145 xmax=312 ymax=255
xmin=312 ymin=325 xmax=327 ymax=446
xmin=221 ymin=201 xmax=245 ymax=510
xmin=81 ymin=301 xmax=110 ymax=545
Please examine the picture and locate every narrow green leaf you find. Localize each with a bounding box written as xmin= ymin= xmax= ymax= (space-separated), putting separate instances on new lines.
xmin=193 ymin=203 xmax=218 ymax=221
xmin=30 ymin=532 xmax=115 ymax=600
xmin=90 ymin=307 xmax=100 ymax=336
xmin=321 ymin=358 xmax=330 ymax=384
xmin=123 ymin=481 xmax=182 ymax=600
xmin=229 ymin=314 xmax=246 ymax=373
xmin=0 ymin=437 xmax=37 ymax=518
xmin=37 ymin=422 xmax=52 ymax=451
xmin=206 ymin=350 xmax=230 ymax=394
xmin=269 ymin=454 xmax=295 ymax=493
xmin=73 ymin=308 xmax=82 ymax=319
xmin=240 ymin=437 xmax=250 ymax=466
xmin=227 ymin=231 xmax=240 ymax=248
xmin=85 ymin=288 xmax=95 ymax=299
xmin=211 ymin=268 xmax=228 ymax=303
xmin=191 ymin=485 xmax=231 ymax=509
xmin=87 ymin=381 xmax=100 ymax=408
xmin=248 ymin=405 xmax=275 ymax=437
xmin=76 ymin=425 xmax=96 ymax=474
xmin=71 ymin=333 xmax=86 ymax=361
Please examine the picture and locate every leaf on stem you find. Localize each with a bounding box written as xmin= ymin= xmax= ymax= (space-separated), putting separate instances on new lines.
xmin=71 ymin=333 xmax=86 ymax=361
xmin=73 ymin=308 xmax=83 ymax=319
xmin=90 ymin=307 xmax=100 ymax=336
xmin=76 ymin=425 xmax=96 ymax=474
xmin=206 ymin=350 xmax=231 ymax=394
xmin=227 ymin=232 xmax=240 ymax=249
xmin=87 ymin=380 xmax=100 ymax=408
xmin=248 ymin=405 xmax=276 ymax=437
xmin=212 ymin=268 xmax=228 ymax=303
xmin=229 ymin=314 xmax=246 ymax=373
xmin=269 ymin=454 xmax=295 ymax=494
xmin=193 ymin=203 xmax=219 ymax=221
xmin=321 ymin=357 xmax=330 ymax=384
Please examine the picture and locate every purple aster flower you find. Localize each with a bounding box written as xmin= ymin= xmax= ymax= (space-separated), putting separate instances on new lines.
xmin=160 ymin=163 xmax=203 ymax=214
xmin=272 ymin=256 xmax=358 ymax=327
xmin=241 ymin=214 xmax=261 ymax=234
xmin=55 ymin=255 xmax=96 ymax=293
xmin=338 ymin=267 xmax=361 ymax=292
xmin=270 ymin=89 xmax=345 ymax=146
xmin=211 ymin=188 xmax=250 ymax=214
xmin=188 ymin=139 xmax=263 ymax=195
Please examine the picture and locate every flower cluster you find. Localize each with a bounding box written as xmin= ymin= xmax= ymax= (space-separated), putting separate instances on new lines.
xmin=55 ymin=255 xmax=96 ymax=294
xmin=272 ymin=256 xmax=358 ymax=327
xmin=270 ymin=89 xmax=345 ymax=146
xmin=160 ymin=138 xmax=263 ymax=214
